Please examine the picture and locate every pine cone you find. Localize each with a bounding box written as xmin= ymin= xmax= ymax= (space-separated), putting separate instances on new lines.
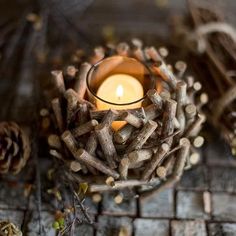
xmin=0 ymin=122 xmax=31 ymax=175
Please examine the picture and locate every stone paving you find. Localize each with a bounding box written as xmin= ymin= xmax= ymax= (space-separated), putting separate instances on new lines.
xmin=1 ymin=131 xmax=236 ymax=236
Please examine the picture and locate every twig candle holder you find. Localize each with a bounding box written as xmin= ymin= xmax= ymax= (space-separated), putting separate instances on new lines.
xmin=46 ymin=40 xmax=206 ymax=199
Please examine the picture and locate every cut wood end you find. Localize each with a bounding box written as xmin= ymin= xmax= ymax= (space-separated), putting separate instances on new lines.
xmin=176 ymin=80 xmax=187 ymax=88
xmin=91 ymin=119 xmax=99 ymax=127
xmin=185 ymin=104 xmax=197 ymax=114
xmin=193 ymin=136 xmax=204 ymax=148
xmin=49 ymin=149 xmax=62 ymax=159
xmin=70 ymin=161 xmax=82 ymax=172
xmin=200 ymin=93 xmax=208 ymax=104
xmin=179 ymin=138 xmax=190 ymax=146
xmin=147 ymin=89 xmax=158 ymax=96
xmin=161 ymin=143 xmax=169 ymax=152
xmin=156 ymin=166 xmax=167 ymax=178
xmin=105 ymin=176 xmax=115 ymax=186
xmin=193 ymin=81 xmax=202 ymax=91
xmin=48 ymin=134 xmax=61 ymax=148
xmin=190 ymin=152 xmax=200 ymax=165
xmin=92 ymin=193 xmax=102 ymax=203
xmin=114 ymin=194 xmax=123 ymax=204
xmin=51 ymin=70 xmax=62 ymax=77
xmin=51 ymin=97 xmax=60 ymax=105
xmin=61 ymin=130 xmax=72 ymax=140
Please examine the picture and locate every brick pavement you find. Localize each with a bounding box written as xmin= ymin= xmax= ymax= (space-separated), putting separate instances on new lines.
xmin=0 ymin=132 xmax=236 ymax=235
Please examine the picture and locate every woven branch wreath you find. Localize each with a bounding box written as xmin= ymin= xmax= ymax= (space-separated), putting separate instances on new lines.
xmin=46 ymin=40 xmax=206 ymax=198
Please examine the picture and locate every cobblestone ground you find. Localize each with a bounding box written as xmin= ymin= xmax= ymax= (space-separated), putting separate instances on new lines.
xmin=1 ymin=132 xmax=236 ymax=236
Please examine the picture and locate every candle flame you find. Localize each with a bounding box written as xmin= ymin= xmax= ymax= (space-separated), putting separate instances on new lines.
xmin=116 ymin=85 xmax=123 ymax=100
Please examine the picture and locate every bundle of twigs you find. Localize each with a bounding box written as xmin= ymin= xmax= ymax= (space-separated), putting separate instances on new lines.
xmin=45 ymin=40 xmax=206 ymax=200
xmin=176 ymin=1 xmax=236 ymax=155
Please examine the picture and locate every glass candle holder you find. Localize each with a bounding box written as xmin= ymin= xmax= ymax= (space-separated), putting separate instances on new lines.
xmin=86 ymin=55 xmax=155 ymax=111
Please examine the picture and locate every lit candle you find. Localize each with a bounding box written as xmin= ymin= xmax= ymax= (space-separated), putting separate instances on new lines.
xmin=96 ymin=74 xmax=144 ymax=130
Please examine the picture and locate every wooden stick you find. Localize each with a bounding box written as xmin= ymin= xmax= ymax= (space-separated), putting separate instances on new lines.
xmin=89 ymin=179 xmax=158 ymax=192
xmin=74 ymin=62 xmax=91 ymax=98
xmin=133 ymin=48 xmax=145 ymax=61
xmin=141 ymin=143 xmax=169 ymax=180
xmin=95 ymin=123 xmax=117 ymax=169
xmin=162 ymin=155 xmax=175 ymax=175
xmin=129 ymin=161 xmax=144 ymax=169
xmin=48 ymin=134 xmax=62 ymax=150
xmin=51 ymin=98 xmax=64 ymax=132
xmin=176 ymin=81 xmax=187 ymax=133
xmin=156 ymin=166 xmax=167 ymax=179
xmin=192 ymin=135 xmax=204 ymax=148
xmin=185 ymin=104 xmax=197 ymax=120
xmin=69 ymin=161 xmax=82 ymax=172
xmin=64 ymin=89 xmax=78 ymax=125
xmin=74 ymin=149 xmax=119 ymax=179
xmin=114 ymin=124 xmax=134 ymax=144
xmin=145 ymin=46 xmax=162 ymax=62
xmin=85 ymin=131 xmax=98 ymax=156
xmin=92 ymin=193 xmax=102 ymax=203
xmin=144 ymin=104 xmax=161 ymax=120
xmin=128 ymin=149 xmax=153 ymax=164
xmin=105 ymin=176 xmax=115 ymax=187
xmin=184 ymin=113 xmax=205 ymax=137
xmin=188 ymin=81 xmax=202 ymax=102
xmin=158 ymin=47 xmax=169 ymax=58
xmin=147 ymin=89 xmax=163 ymax=108
xmin=172 ymin=138 xmax=190 ymax=178
xmin=51 ymin=70 xmax=65 ymax=94
xmin=127 ymin=120 xmax=158 ymax=152
xmin=141 ymin=138 xmax=190 ymax=199
xmin=152 ymin=61 xmax=178 ymax=89
xmin=185 ymin=75 xmax=194 ymax=88
xmin=160 ymin=90 xmax=171 ymax=100
xmin=61 ymin=130 xmax=78 ymax=153
xmin=61 ymin=130 xmax=119 ymax=179
xmin=90 ymin=105 xmax=159 ymax=121
xmin=90 ymin=108 xmax=140 ymax=120
xmin=91 ymin=46 xmax=105 ymax=64
xmin=49 ymin=150 xmax=81 ymax=172
xmin=189 ymin=152 xmax=200 ymax=165
xmin=131 ymin=38 xmax=143 ymax=48
xmin=65 ymin=65 xmax=78 ymax=78
xmin=72 ymin=120 xmax=98 ymax=137
xmin=119 ymin=157 xmax=130 ymax=180
xmin=101 ymin=109 xmax=119 ymax=127
xmin=161 ymin=99 xmax=177 ymax=145
xmin=78 ymin=103 xmax=89 ymax=125
xmin=175 ymin=60 xmax=187 ymax=78
xmin=116 ymin=42 xmax=130 ymax=56
xmin=82 ymin=131 xmax=99 ymax=175
xmin=196 ymin=93 xmax=208 ymax=110
xmin=114 ymin=194 xmax=124 ymax=204
xmin=120 ymin=111 xmax=143 ymax=128
xmin=49 ymin=149 xmax=63 ymax=159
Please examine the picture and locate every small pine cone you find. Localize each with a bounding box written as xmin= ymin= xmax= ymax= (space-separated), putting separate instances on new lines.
xmin=0 ymin=122 xmax=31 ymax=175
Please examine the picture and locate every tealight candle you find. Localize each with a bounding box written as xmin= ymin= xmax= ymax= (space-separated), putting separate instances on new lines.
xmin=96 ymin=74 xmax=144 ymax=130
